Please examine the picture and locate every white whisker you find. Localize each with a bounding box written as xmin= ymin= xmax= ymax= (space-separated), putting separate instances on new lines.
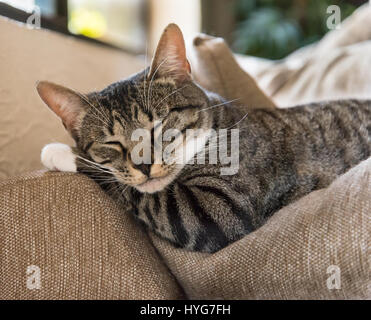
xmin=153 ymin=84 xmax=189 ymax=109
xmin=74 ymin=91 xmax=110 ymax=126
xmin=196 ymin=98 xmax=241 ymax=114
xmin=76 ymin=155 xmax=116 ymax=174
xmin=148 ymin=57 xmax=168 ymax=110
xmin=143 ymin=43 xmax=149 ymax=111
xmin=223 ymin=112 xmax=249 ymax=130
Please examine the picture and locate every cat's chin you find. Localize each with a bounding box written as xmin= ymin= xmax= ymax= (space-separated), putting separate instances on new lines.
xmin=134 ymin=175 xmax=174 ymax=194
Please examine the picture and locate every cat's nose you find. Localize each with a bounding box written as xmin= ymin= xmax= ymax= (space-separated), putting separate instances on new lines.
xmin=133 ymin=163 xmax=152 ymax=176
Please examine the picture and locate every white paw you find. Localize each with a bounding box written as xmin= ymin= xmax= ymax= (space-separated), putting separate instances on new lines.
xmin=41 ymin=143 xmax=77 ymax=172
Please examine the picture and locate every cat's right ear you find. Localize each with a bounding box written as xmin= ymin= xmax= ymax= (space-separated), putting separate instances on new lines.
xmin=36 ymin=81 xmax=87 ymax=137
xmin=148 ymin=23 xmax=191 ymax=84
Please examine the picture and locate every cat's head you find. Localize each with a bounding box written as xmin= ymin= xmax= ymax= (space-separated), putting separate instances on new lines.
xmin=37 ymin=24 xmax=213 ymax=193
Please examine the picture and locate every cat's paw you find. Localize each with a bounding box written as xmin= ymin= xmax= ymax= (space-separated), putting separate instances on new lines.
xmin=41 ymin=143 xmax=77 ymax=172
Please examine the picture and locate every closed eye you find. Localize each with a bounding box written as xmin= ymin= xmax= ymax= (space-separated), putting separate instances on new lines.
xmin=97 ymin=159 xmax=112 ymax=165
xmin=170 ymin=105 xmax=200 ymax=113
xmin=104 ymin=141 xmax=127 ymax=157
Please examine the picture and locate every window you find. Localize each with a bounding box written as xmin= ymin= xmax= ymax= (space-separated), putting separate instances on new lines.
xmin=68 ymin=0 xmax=147 ymax=53
xmin=0 ymin=0 xmax=201 ymax=55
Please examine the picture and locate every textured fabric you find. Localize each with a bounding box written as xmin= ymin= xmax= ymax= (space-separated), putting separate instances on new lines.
xmin=0 ymin=171 xmax=184 ymax=300
xmin=313 ymin=3 xmax=371 ymax=54
xmin=151 ymin=158 xmax=371 ymax=299
xmin=0 ymin=17 xmax=144 ymax=179
xmin=1 ymin=8 xmax=371 ymax=300
xmin=248 ymin=41 xmax=371 ymax=107
xmin=235 ymin=4 xmax=371 ymax=107
xmin=1 ymin=162 xmax=368 ymax=300
xmin=189 ymin=4 xmax=371 ymax=109
xmin=188 ymin=34 xmax=276 ymax=110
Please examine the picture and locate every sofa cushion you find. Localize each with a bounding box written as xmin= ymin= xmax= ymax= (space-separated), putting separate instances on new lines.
xmin=189 ymin=4 xmax=371 ymax=108
xmin=193 ymin=35 xmax=371 ymax=108
xmin=0 ymin=17 xmax=144 ymax=179
xmin=312 ymin=3 xmax=371 ymax=54
xmin=188 ymin=34 xmax=276 ymax=111
xmin=151 ymin=157 xmax=371 ymax=299
xmin=251 ymin=41 xmax=371 ymax=107
xmin=1 ymin=160 xmax=369 ymax=300
xmin=0 ymin=171 xmax=184 ymax=299
xmin=235 ymin=4 xmax=371 ymax=107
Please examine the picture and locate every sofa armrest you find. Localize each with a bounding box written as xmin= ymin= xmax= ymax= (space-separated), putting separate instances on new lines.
xmin=188 ymin=34 xmax=276 ymax=111
xmin=0 ymin=171 xmax=184 ymax=300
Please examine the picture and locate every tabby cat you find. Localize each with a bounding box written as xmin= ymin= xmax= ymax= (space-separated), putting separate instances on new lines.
xmin=37 ymin=24 xmax=371 ymax=253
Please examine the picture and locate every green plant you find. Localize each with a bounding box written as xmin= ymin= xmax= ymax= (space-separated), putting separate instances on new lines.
xmin=233 ymin=0 xmax=361 ymax=59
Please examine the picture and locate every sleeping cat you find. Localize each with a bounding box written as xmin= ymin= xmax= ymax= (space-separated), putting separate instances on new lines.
xmin=37 ymin=24 xmax=371 ymax=253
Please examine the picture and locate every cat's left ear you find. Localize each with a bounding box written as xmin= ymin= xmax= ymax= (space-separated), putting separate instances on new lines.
xmin=36 ymin=81 xmax=87 ymax=138
xmin=148 ymin=23 xmax=191 ymax=84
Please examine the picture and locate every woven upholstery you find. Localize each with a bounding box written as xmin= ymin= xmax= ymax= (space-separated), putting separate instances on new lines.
xmin=1 ymin=8 xmax=370 ymax=300
xmin=0 ymin=172 xmax=184 ymax=299
xmin=234 ymin=4 xmax=371 ymax=107
xmin=1 ymin=159 xmax=369 ymax=299
xmin=189 ymin=34 xmax=276 ymax=111
xmin=151 ymin=158 xmax=371 ymax=299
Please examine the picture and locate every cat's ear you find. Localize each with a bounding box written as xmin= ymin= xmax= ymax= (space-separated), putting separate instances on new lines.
xmin=148 ymin=23 xmax=191 ymax=84
xmin=36 ymin=81 xmax=87 ymax=137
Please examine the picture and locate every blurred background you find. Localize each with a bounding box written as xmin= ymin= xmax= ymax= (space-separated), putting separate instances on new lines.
xmin=0 ymin=0 xmax=368 ymax=59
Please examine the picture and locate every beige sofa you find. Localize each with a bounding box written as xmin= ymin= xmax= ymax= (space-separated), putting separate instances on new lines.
xmin=1 ymin=6 xmax=370 ymax=299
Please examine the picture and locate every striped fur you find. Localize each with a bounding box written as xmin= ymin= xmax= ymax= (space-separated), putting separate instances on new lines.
xmin=72 ymin=69 xmax=371 ymax=252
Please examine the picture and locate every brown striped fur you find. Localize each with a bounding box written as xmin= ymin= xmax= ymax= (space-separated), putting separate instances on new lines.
xmin=37 ymin=24 xmax=371 ymax=252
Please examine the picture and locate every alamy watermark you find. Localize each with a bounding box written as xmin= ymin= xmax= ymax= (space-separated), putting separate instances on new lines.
xmin=326 ymin=2 xmax=371 ymax=30
xmin=26 ymin=5 xmax=41 ymax=29
xmin=26 ymin=265 xmax=41 ymax=290
xmin=130 ymin=121 xmax=240 ymax=175
xmin=326 ymin=5 xmax=341 ymax=30
xmin=326 ymin=265 xmax=341 ymax=290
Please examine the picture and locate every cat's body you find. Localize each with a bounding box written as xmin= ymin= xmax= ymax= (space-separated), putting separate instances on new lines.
xmin=37 ymin=24 xmax=371 ymax=253
xmin=84 ymin=91 xmax=371 ymax=253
